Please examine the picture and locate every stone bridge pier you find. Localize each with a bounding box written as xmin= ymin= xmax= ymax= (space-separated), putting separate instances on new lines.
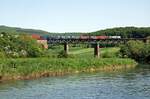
xmin=64 ymin=42 xmax=69 ymax=54
xmin=94 ymin=43 xmax=100 ymax=58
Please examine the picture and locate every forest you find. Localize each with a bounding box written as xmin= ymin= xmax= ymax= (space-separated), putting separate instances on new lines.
xmin=90 ymin=27 xmax=150 ymax=38
xmin=0 ymin=26 xmax=150 ymax=38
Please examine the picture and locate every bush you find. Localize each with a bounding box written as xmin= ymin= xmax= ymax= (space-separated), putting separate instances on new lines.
xmin=142 ymin=44 xmax=150 ymax=63
xmin=120 ymin=40 xmax=150 ymax=63
xmin=0 ymin=32 xmax=45 ymax=58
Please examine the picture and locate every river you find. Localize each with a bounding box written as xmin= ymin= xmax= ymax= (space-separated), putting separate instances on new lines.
xmin=0 ymin=66 xmax=150 ymax=99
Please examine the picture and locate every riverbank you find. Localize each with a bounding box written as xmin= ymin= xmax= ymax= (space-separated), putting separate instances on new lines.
xmin=0 ymin=58 xmax=137 ymax=82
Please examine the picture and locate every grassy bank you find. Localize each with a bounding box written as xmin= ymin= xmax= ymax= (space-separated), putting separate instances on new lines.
xmin=69 ymin=47 xmax=120 ymax=58
xmin=48 ymin=46 xmax=120 ymax=58
xmin=0 ymin=58 xmax=137 ymax=81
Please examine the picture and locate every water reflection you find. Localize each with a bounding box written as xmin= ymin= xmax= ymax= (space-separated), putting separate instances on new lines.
xmin=0 ymin=66 xmax=150 ymax=99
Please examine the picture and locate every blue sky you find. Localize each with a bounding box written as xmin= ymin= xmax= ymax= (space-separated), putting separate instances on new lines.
xmin=0 ymin=0 xmax=150 ymax=32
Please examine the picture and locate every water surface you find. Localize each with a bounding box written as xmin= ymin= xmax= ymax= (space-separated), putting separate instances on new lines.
xmin=0 ymin=66 xmax=150 ymax=99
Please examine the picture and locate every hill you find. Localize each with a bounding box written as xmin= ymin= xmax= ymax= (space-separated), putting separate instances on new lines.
xmin=0 ymin=25 xmax=49 ymax=35
xmin=90 ymin=27 xmax=150 ymax=38
xmin=0 ymin=25 xmax=150 ymax=38
xmin=0 ymin=25 xmax=85 ymax=36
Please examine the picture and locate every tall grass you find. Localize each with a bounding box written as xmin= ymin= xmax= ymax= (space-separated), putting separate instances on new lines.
xmin=0 ymin=57 xmax=137 ymax=81
xmin=0 ymin=47 xmax=137 ymax=81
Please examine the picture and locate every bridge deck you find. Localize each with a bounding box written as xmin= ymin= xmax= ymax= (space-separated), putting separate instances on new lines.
xmin=47 ymin=38 xmax=148 ymax=44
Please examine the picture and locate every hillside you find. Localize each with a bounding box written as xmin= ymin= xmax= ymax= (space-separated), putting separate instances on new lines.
xmin=0 ymin=25 xmax=150 ymax=38
xmin=0 ymin=25 xmax=49 ymax=35
xmin=90 ymin=27 xmax=150 ymax=38
xmin=0 ymin=25 xmax=85 ymax=36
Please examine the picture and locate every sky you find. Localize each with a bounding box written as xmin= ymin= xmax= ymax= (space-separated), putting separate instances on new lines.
xmin=0 ymin=0 xmax=150 ymax=32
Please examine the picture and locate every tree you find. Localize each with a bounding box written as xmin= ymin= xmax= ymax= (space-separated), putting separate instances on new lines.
xmin=120 ymin=40 xmax=150 ymax=63
xmin=0 ymin=32 xmax=44 ymax=58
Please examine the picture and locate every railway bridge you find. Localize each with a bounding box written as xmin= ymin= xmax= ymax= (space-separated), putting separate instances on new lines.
xmin=47 ymin=38 xmax=149 ymax=58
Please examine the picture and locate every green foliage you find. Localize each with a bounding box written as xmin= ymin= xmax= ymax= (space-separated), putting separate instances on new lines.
xmin=101 ymin=51 xmax=117 ymax=58
xmin=91 ymin=27 xmax=150 ymax=38
xmin=120 ymin=40 xmax=150 ymax=63
xmin=57 ymin=50 xmax=75 ymax=58
xmin=1 ymin=26 xmax=150 ymax=38
xmin=57 ymin=50 xmax=68 ymax=58
xmin=0 ymin=25 xmax=84 ymax=36
xmin=0 ymin=58 xmax=137 ymax=79
xmin=142 ymin=44 xmax=150 ymax=63
xmin=0 ymin=32 xmax=44 ymax=58
xmin=0 ymin=25 xmax=49 ymax=35
xmin=101 ymin=48 xmax=120 ymax=58
xmin=0 ymin=51 xmax=6 ymax=58
xmin=68 ymin=47 xmax=120 ymax=58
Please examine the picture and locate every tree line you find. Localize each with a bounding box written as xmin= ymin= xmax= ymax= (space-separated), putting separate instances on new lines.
xmin=1 ymin=26 xmax=150 ymax=38
xmin=90 ymin=27 xmax=150 ymax=38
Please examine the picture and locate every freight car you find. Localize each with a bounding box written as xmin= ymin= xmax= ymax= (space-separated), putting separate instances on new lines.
xmin=43 ymin=35 xmax=121 ymax=40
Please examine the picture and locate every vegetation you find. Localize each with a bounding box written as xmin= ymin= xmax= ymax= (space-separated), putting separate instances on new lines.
xmin=1 ymin=26 xmax=150 ymax=38
xmin=0 ymin=33 xmax=137 ymax=81
xmin=0 ymin=58 xmax=137 ymax=81
xmin=0 ymin=25 xmax=84 ymax=36
xmin=68 ymin=47 xmax=120 ymax=58
xmin=120 ymin=40 xmax=150 ymax=63
xmin=0 ymin=25 xmax=49 ymax=35
xmin=0 ymin=32 xmax=44 ymax=58
xmin=0 ymin=28 xmax=143 ymax=81
xmin=45 ymin=45 xmax=120 ymax=59
xmin=90 ymin=27 xmax=150 ymax=38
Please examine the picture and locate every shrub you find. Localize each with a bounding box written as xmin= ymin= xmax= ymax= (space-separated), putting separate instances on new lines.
xmin=120 ymin=40 xmax=150 ymax=63
xmin=142 ymin=44 xmax=150 ymax=63
xmin=0 ymin=32 xmax=45 ymax=58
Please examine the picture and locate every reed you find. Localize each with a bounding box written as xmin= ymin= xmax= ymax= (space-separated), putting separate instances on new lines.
xmin=0 ymin=57 xmax=137 ymax=81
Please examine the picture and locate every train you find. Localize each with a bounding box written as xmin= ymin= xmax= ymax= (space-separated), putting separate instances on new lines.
xmin=43 ymin=35 xmax=121 ymax=40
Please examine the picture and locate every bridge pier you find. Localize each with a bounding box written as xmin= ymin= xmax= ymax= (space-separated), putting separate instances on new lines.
xmin=146 ymin=38 xmax=150 ymax=44
xmin=64 ymin=42 xmax=69 ymax=54
xmin=143 ymin=38 xmax=150 ymax=44
xmin=94 ymin=43 xmax=100 ymax=58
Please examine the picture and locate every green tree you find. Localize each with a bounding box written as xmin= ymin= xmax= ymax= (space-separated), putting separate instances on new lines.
xmin=120 ymin=40 xmax=150 ymax=63
xmin=0 ymin=32 xmax=44 ymax=58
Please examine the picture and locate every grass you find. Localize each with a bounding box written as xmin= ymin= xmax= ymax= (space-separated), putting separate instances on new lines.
xmin=0 ymin=47 xmax=137 ymax=81
xmin=0 ymin=57 xmax=137 ymax=81
xmin=69 ymin=47 xmax=120 ymax=58
xmin=47 ymin=45 xmax=120 ymax=58
xmin=69 ymin=48 xmax=93 ymax=54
